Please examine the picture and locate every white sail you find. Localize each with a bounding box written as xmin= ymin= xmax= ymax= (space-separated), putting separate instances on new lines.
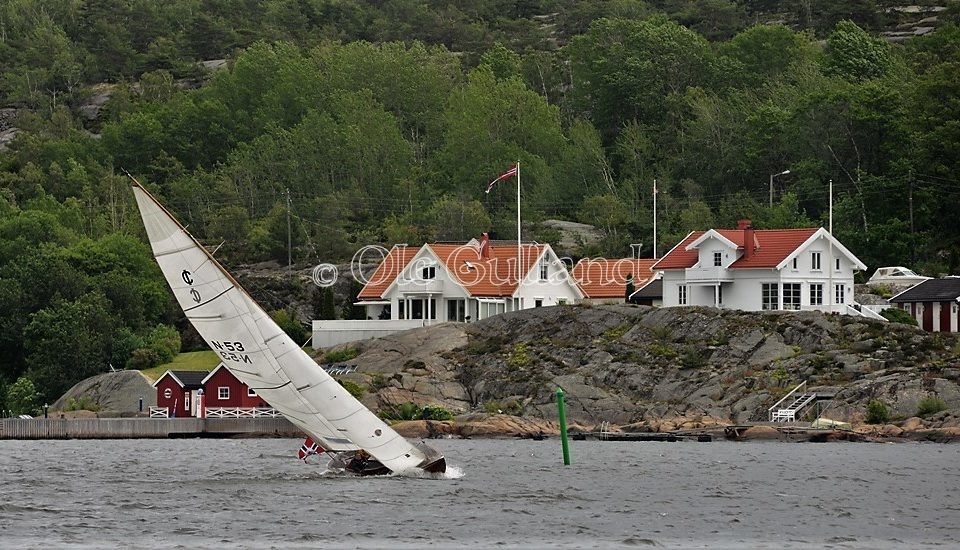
xmin=132 ymin=184 xmax=431 ymax=472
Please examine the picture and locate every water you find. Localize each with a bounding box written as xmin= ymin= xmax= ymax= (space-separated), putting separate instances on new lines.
xmin=1 ymin=438 xmax=958 ymax=549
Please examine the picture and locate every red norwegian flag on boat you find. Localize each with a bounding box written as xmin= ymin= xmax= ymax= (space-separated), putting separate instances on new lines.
xmin=298 ymin=437 xmax=323 ymax=461
xmin=485 ymin=164 xmax=518 ymax=194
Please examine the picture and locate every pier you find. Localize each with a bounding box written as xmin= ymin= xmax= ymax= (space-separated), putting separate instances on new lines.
xmin=0 ymin=417 xmax=301 ymax=440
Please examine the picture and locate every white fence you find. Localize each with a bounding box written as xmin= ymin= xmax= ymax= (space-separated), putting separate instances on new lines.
xmin=204 ymin=407 xmax=281 ymax=418
xmin=148 ymin=406 xmax=281 ymax=418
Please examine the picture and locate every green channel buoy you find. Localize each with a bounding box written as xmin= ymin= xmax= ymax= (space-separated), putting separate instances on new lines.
xmin=556 ymin=387 xmax=570 ymax=465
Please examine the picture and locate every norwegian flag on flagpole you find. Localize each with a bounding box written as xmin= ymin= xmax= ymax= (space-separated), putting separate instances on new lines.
xmin=485 ymin=164 xmax=518 ymax=193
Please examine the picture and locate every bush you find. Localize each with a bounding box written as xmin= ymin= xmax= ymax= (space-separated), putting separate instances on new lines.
xmin=323 ymin=347 xmax=359 ymax=363
xmin=380 ymin=402 xmax=422 ymax=421
xmin=66 ymin=396 xmax=101 ymax=412
xmin=917 ymin=396 xmax=947 ymax=418
xmin=420 ymin=405 xmax=454 ymax=421
xmin=866 ymin=400 xmax=890 ymax=424
xmin=881 ymin=307 xmax=918 ymax=326
xmin=338 ymin=379 xmax=365 ymax=399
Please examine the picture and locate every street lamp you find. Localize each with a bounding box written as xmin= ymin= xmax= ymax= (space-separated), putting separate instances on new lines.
xmin=769 ymin=169 xmax=790 ymax=207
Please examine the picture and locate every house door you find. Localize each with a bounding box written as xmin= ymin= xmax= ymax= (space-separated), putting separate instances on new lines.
xmin=922 ymin=302 xmax=933 ymax=331
xmin=940 ymin=302 xmax=951 ymax=333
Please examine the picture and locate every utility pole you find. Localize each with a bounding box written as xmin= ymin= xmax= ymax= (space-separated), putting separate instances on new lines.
xmin=285 ymin=188 xmax=292 ymax=271
xmin=908 ymin=169 xmax=915 ymax=265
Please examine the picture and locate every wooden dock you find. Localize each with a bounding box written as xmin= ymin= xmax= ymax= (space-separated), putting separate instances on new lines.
xmin=0 ymin=417 xmax=301 ymax=440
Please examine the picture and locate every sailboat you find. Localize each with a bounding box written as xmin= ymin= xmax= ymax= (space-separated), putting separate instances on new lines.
xmin=130 ymin=179 xmax=445 ymax=475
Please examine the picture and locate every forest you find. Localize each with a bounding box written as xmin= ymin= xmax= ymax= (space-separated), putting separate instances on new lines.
xmin=2 ymin=0 xmax=960 ymax=410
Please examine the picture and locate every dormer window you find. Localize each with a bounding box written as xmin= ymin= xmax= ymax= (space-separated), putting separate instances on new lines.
xmin=713 ymin=251 xmax=722 ymax=267
xmin=835 ymin=258 xmax=841 ymax=271
xmin=792 ymin=258 xmax=798 ymax=270
xmin=539 ymin=259 xmax=549 ymax=280
xmin=811 ymin=252 xmax=821 ymax=271
xmin=421 ymin=266 xmax=436 ymax=280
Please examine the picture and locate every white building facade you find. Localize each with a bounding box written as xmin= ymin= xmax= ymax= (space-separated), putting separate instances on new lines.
xmin=655 ymin=221 xmax=871 ymax=316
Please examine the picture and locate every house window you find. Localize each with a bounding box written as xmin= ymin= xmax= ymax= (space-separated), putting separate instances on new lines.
xmin=421 ymin=266 xmax=436 ymax=280
xmin=247 ymin=388 xmax=257 ymax=397
xmin=835 ymin=284 xmax=845 ymax=304
xmin=678 ymin=285 xmax=687 ymax=305
xmin=810 ymin=283 xmax=823 ymax=306
xmin=539 ymin=259 xmax=549 ymax=280
xmin=783 ymin=283 xmax=801 ymax=310
xmin=811 ymin=252 xmax=821 ymax=270
xmin=558 ymin=299 xmax=567 ymax=305
xmin=792 ymin=258 xmax=798 ymax=270
xmin=762 ymin=283 xmax=779 ymax=310
xmin=713 ymin=251 xmax=722 ymax=267
xmin=835 ymin=258 xmax=841 ymax=271
xmin=163 ymin=388 xmax=172 ymax=399
xmin=218 ymin=387 xmax=229 ymax=400
xmin=184 ymin=392 xmax=190 ymax=409
xmin=535 ymin=299 xmax=543 ymax=308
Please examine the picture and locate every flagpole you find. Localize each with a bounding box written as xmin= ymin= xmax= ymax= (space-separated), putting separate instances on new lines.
xmin=516 ymin=161 xmax=522 ymax=306
xmin=652 ymin=178 xmax=658 ymax=259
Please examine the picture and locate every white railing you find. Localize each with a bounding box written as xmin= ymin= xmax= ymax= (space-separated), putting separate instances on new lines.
xmin=846 ymin=303 xmax=887 ymax=321
xmin=768 ymin=381 xmax=806 ymax=421
xmin=149 ymin=406 xmax=169 ymax=418
xmin=204 ymin=407 xmax=281 ymax=418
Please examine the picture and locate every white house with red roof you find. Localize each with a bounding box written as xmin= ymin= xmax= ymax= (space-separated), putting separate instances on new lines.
xmin=653 ymin=220 xmax=875 ymax=316
xmin=313 ymin=234 xmax=583 ymax=347
xmin=572 ymin=257 xmax=660 ymax=305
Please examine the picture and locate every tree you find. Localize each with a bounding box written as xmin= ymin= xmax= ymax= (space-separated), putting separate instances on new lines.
xmin=822 ymin=20 xmax=892 ymax=82
xmin=6 ymin=376 xmax=41 ymax=416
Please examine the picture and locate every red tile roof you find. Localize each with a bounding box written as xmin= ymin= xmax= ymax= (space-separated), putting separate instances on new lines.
xmin=357 ymin=245 xmax=418 ymax=300
xmin=357 ymin=242 xmax=550 ymax=299
xmin=431 ymin=242 xmax=548 ymax=297
xmin=653 ymin=228 xmax=818 ymax=270
xmin=572 ymin=258 xmax=658 ymax=298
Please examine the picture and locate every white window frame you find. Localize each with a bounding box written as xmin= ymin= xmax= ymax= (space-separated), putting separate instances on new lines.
xmin=678 ymin=285 xmax=687 ymax=305
xmin=835 ymin=284 xmax=845 ymax=305
xmin=247 ymin=387 xmax=257 ymax=397
xmin=792 ymin=257 xmax=798 ymax=270
xmin=810 ymin=283 xmax=823 ymax=306
xmin=421 ymin=266 xmax=436 ymax=280
xmin=811 ymin=251 xmax=821 ymax=271
xmin=713 ymin=251 xmax=722 ymax=267
xmin=783 ymin=283 xmax=801 ymax=310
xmin=539 ymin=259 xmax=549 ymax=281
xmin=163 ymin=388 xmax=172 ymax=399
xmin=835 ymin=257 xmax=841 ymax=271
xmin=762 ymin=283 xmax=779 ymax=310
xmin=218 ymin=386 xmax=230 ymax=400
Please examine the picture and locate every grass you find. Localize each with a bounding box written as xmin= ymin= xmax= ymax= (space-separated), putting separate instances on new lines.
xmin=140 ymin=350 xmax=220 ymax=381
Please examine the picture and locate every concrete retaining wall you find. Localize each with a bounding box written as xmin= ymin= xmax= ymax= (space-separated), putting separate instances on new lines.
xmin=0 ymin=418 xmax=301 ymax=439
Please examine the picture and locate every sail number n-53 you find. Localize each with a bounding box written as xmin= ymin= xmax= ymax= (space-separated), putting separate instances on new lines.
xmin=211 ymin=340 xmax=252 ymax=364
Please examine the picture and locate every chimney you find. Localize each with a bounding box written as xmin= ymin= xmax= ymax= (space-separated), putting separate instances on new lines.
xmin=480 ymin=232 xmax=490 ymax=259
xmin=740 ymin=220 xmax=755 ymax=260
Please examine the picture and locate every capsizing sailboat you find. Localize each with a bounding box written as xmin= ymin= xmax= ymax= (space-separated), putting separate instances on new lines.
xmin=129 ymin=178 xmax=445 ymax=475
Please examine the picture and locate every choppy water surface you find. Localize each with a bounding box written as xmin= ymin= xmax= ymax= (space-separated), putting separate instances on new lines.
xmin=1 ymin=438 xmax=958 ymax=548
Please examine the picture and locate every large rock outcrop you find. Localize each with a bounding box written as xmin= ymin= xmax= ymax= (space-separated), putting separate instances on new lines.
xmin=320 ymin=304 xmax=960 ymax=432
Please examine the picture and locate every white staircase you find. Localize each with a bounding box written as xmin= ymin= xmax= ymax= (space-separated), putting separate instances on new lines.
xmin=769 ymin=381 xmax=818 ymax=422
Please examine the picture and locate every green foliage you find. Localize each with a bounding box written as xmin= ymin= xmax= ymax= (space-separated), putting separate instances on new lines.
xmin=379 ymin=402 xmax=422 ymax=421
xmin=338 ymin=379 xmax=365 ymax=400
xmin=322 ymin=347 xmax=360 ymax=364
xmin=881 ymin=307 xmax=919 ymax=326
xmin=6 ymin=376 xmax=41 ymax=416
xmin=65 ymin=395 xmax=100 ymax=412
xmin=421 ymin=405 xmax=454 ymax=421
xmin=866 ymin=399 xmax=890 ymax=424
xmin=646 ymin=342 xmax=678 ymax=358
xmin=917 ymin=396 xmax=948 ymax=418
xmin=507 ymin=342 xmax=532 ymax=368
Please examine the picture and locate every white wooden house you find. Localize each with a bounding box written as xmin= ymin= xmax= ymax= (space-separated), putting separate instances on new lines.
xmin=313 ymin=234 xmax=582 ymax=347
xmin=652 ymin=220 xmax=875 ymax=316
